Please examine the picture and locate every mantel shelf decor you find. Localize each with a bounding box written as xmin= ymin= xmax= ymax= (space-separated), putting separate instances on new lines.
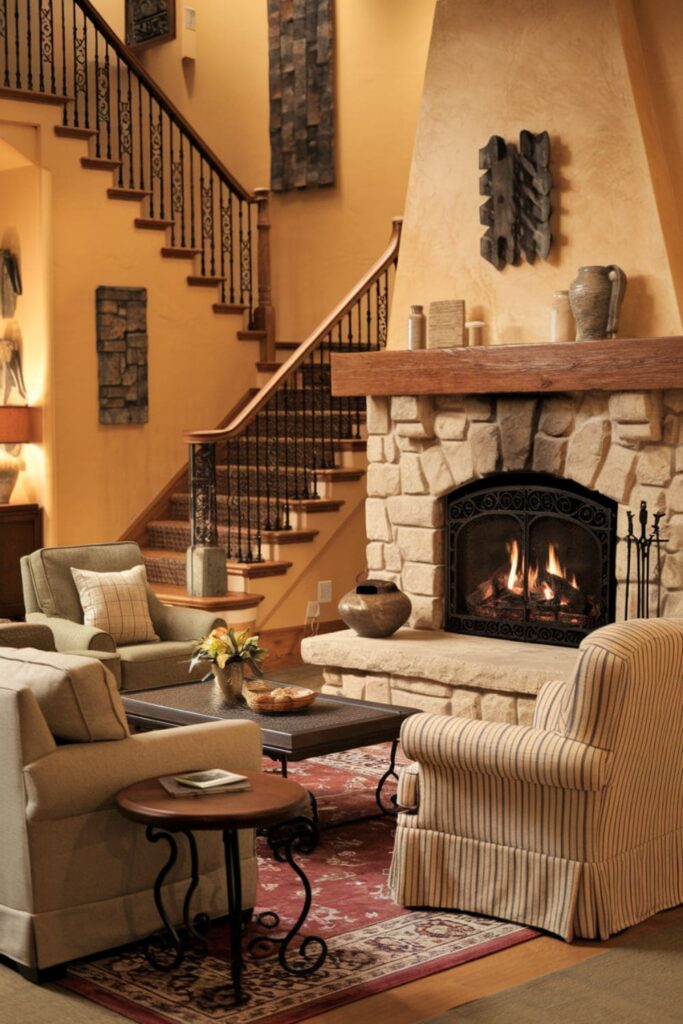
xmin=330 ymin=336 xmax=683 ymax=398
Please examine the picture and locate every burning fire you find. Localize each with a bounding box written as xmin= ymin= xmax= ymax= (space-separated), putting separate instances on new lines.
xmin=504 ymin=540 xmax=578 ymax=602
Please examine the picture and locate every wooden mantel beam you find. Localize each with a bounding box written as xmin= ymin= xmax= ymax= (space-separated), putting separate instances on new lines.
xmin=331 ymin=336 xmax=683 ymax=397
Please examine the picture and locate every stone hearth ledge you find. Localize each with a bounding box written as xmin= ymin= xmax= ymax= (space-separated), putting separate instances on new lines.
xmin=301 ymin=629 xmax=578 ymax=724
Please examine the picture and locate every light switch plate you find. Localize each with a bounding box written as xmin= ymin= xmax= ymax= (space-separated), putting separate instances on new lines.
xmin=317 ymin=580 xmax=333 ymax=603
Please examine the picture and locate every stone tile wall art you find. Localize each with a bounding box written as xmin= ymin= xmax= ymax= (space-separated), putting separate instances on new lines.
xmin=125 ymin=0 xmax=176 ymax=50
xmin=96 ymin=287 xmax=148 ymax=425
xmin=268 ymin=0 xmax=335 ymax=191
xmin=479 ymin=131 xmax=552 ymax=269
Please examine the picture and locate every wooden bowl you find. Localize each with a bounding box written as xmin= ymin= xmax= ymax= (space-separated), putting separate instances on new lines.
xmin=243 ymin=682 xmax=317 ymax=714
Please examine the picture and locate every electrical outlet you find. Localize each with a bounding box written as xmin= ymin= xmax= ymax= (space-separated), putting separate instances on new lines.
xmin=305 ymin=600 xmax=320 ymax=620
xmin=317 ymin=580 xmax=333 ymax=604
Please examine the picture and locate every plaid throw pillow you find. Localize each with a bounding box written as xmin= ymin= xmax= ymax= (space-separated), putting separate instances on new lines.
xmin=70 ymin=564 xmax=159 ymax=645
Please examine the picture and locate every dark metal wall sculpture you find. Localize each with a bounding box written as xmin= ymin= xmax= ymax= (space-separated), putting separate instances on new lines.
xmin=268 ymin=0 xmax=335 ymax=192
xmin=125 ymin=0 xmax=176 ymax=50
xmin=96 ymin=287 xmax=148 ymax=425
xmin=479 ymin=131 xmax=552 ymax=269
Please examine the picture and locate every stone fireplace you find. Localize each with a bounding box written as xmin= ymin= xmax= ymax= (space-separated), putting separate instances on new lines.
xmin=302 ymin=383 xmax=683 ymax=723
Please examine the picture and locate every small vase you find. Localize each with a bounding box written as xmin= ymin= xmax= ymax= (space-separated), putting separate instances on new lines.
xmin=568 ymin=265 xmax=627 ymax=340
xmin=407 ymin=305 xmax=426 ymax=350
xmin=212 ymin=662 xmax=244 ymax=703
xmin=550 ymin=290 xmax=574 ymax=342
xmin=338 ymin=579 xmax=412 ymax=638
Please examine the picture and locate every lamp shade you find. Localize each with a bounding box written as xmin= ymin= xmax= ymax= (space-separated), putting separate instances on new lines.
xmin=0 ymin=405 xmax=34 ymax=443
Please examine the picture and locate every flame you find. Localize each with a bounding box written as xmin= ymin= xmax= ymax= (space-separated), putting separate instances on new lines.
xmin=546 ymin=543 xmax=564 ymax=578
xmin=542 ymin=581 xmax=554 ymax=600
xmin=506 ymin=540 xmax=520 ymax=590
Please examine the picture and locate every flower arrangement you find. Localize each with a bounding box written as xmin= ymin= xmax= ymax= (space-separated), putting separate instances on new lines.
xmin=190 ymin=627 xmax=267 ymax=675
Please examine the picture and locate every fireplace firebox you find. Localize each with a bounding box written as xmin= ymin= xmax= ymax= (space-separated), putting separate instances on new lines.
xmin=445 ymin=472 xmax=617 ymax=648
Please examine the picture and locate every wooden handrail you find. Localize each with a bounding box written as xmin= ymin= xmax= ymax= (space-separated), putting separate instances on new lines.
xmin=184 ymin=217 xmax=403 ymax=444
xmin=74 ymin=0 xmax=253 ymax=201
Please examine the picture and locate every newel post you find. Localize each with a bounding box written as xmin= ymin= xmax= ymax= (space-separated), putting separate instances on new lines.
xmin=186 ymin=442 xmax=227 ymax=597
xmin=253 ymin=187 xmax=276 ymax=363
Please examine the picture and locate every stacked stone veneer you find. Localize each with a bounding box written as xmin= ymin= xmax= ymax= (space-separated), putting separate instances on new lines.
xmin=315 ymin=387 xmax=683 ymax=724
xmin=363 ymin=389 xmax=683 ymax=625
xmin=96 ymin=286 xmax=148 ymax=425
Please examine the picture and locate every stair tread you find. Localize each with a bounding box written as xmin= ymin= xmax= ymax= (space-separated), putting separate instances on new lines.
xmin=81 ymin=156 xmax=121 ymax=171
xmin=135 ymin=217 xmax=175 ymax=230
xmin=54 ymin=125 xmax=97 ymax=140
xmin=213 ymin=303 xmax=248 ymax=314
xmin=0 ymin=86 xmax=69 ymax=105
xmin=154 ymin=584 xmax=263 ymax=611
xmin=108 ymin=187 xmax=152 ymax=200
xmin=187 ymin=275 xmax=225 ymax=286
xmin=238 ymin=330 xmax=265 ymax=341
xmin=276 ymin=341 xmax=301 ymax=350
xmin=257 ymin=361 xmax=283 ymax=372
xmin=148 ymin=519 xmax=319 ymax=543
xmin=143 ymin=548 xmax=293 ymax=579
xmin=171 ymin=494 xmax=344 ymax=514
xmin=161 ymin=246 xmax=202 ymax=258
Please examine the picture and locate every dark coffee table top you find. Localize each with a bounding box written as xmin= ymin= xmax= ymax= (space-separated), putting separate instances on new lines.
xmin=122 ymin=678 xmax=418 ymax=760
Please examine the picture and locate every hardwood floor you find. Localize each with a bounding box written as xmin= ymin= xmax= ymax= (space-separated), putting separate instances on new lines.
xmin=1 ymin=910 xmax=678 ymax=1024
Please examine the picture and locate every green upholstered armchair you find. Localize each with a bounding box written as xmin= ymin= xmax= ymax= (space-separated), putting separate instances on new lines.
xmin=20 ymin=542 xmax=226 ymax=691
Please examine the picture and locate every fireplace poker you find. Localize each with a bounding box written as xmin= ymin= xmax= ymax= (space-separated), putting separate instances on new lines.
xmin=624 ymin=510 xmax=634 ymax=621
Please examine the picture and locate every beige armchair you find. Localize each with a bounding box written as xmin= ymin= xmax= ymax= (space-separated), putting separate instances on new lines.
xmin=390 ymin=619 xmax=683 ymax=941
xmin=0 ymin=646 xmax=261 ymax=976
xmin=20 ymin=541 xmax=225 ymax=690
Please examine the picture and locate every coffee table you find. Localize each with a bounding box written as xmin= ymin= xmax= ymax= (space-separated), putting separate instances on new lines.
xmin=122 ymin=679 xmax=418 ymax=818
xmin=117 ymin=772 xmax=327 ymax=1004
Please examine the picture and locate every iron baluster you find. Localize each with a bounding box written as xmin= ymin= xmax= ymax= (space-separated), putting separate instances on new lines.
xmin=254 ymin=419 xmax=263 ymax=561
xmin=26 ymin=0 xmax=33 ymax=90
xmin=93 ymin=28 xmax=100 ymax=154
xmin=81 ymin=2 xmax=88 ymax=127
xmin=264 ymin=401 xmax=273 ymax=531
xmin=209 ymin=170 xmax=216 ymax=277
xmin=126 ymin=64 xmax=134 ymax=188
xmin=366 ymin=287 xmax=372 ymax=348
xmin=13 ymin=0 xmax=19 ymax=89
xmin=189 ymin=146 xmax=195 ymax=247
xmin=60 ymin=0 xmax=66 ymax=114
xmin=158 ymin=112 xmax=165 ymax=218
xmin=198 ymin=158 xmax=206 ymax=275
xmin=137 ymin=75 xmax=144 ymax=189
xmin=150 ymin=102 xmax=163 ymax=217
xmin=169 ymin=120 xmax=176 ymax=246
xmin=247 ymin=201 xmax=254 ymax=327
xmin=309 ymin=354 xmax=319 ymax=499
xmin=238 ymin=200 xmax=245 ymax=305
xmin=178 ymin=132 xmax=186 ymax=246
xmin=379 ymin=270 xmax=389 ymax=347
xmin=225 ymin=440 xmax=233 ymax=560
xmin=221 ymin=188 xmax=234 ymax=304
xmin=281 ymin=383 xmax=291 ymax=527
xmin=147 ymin=93 xmax=155 ymax=216
xmin=104 ymin=43 xmax=111 ymax=158
xmin=236 ymin=436 xmax=244 ymax=562
xmin=189 ymin=443 xmax=217 ymax=548
xmin=300 ymin=367 xmax=310 ymax=500
xmin=39 ymin=0 xmax=56 ymax=93
xmin=115 ymin=52 xmax=122 ymax=184
xmin=244 ymin=427 xmax=253 ymax=563
xmin=227 ymin=192 xmax=235 ymax=303
xmin=1 ymin=0 xmax=9 ymax=89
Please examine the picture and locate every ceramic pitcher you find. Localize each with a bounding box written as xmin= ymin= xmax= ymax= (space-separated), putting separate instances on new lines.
xmin=568 ymin=265 xmax=627 ymax=340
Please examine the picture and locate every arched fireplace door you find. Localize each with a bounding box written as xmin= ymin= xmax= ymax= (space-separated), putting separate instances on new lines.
xmin=445 ymin=472 xmax=617 ymax=648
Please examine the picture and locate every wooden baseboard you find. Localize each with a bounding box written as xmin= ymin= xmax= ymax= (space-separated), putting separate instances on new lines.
xmin=260 ymin=619 xmax=344 ymax=670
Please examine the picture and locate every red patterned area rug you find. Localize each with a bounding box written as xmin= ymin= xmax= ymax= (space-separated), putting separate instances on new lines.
xmin=60 ymin=746 xmax=537 ymax=1024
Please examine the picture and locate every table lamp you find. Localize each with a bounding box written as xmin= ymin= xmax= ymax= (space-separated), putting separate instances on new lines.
xmin=0 ymin=406 xmax=35 ymax=503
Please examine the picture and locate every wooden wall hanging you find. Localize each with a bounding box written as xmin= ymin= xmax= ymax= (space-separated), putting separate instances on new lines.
xmin=268 ymin=0 xmax=335 ymax=192
xmin=479 ymin=131 xmax=552 ymax=269
xmin=125 ymin=0 xmax=176 ymax=50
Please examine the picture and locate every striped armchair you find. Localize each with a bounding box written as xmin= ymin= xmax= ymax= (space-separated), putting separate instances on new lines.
xmin=389 ymin=619 xmax=683 ymax=941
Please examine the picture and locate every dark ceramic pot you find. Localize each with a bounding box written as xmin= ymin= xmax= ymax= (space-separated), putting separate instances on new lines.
xmin=338 ymin=579 xmax=412 ymax=638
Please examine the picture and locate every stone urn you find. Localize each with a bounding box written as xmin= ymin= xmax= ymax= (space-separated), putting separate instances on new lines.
xmin=338 ymin=579 xmax=411 ymax=638
xmin=212 ymin=662 xmax=244 ymax=703
xmin=568 ymin=265 xmax=627 ymax=340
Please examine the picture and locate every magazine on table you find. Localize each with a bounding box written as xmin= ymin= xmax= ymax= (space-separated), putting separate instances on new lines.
xmin=159 ymin=769 xmax=251 ymax=798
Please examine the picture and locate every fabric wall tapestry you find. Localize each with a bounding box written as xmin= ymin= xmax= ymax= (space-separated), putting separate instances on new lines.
xmin=268 ymin=0 xmax=335 ymax=191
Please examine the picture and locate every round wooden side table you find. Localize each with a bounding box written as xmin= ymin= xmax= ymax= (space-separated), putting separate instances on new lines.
xmin=116 ymin=770 xmax=327 ymax=1004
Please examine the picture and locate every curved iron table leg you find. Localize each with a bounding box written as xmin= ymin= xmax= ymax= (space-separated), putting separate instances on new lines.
xmin=248 ymin=817 xmax=327 ymax=976
xmin=223 ymin=828 xmax=245 ymax=1004
xmin=145 ymin=825 xmax=185 ymax=971
xmin=183 ymin=829 xmax=210 ymax=949
xmin=375 ymin=738 xmax=400 ymax=814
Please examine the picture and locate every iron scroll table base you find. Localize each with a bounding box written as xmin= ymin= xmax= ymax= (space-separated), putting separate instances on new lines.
xmin=143 ymin=816 xmax=326 ymax=1003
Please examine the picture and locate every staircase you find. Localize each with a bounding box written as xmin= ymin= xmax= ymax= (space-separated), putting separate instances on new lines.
xmin=1 ymin=0 xmax=401 ymax=629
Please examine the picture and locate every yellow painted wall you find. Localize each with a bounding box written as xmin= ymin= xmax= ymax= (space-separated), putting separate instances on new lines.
xmin=93 ymin=0 xmax=436 ymax=340
xmin=0 ymin=98 xmax=256 ymax=545
xmin=389 ymin=0 xmax=683 ymax=348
